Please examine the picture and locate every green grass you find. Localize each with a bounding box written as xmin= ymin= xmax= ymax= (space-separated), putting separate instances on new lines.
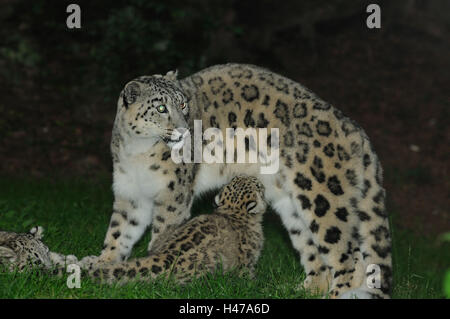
xmin=0 ymin=177 xmax=448 ymax=298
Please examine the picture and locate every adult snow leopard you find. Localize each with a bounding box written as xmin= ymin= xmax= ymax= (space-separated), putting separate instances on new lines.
xmin=96 ymin=63 xmax=392 ymax=298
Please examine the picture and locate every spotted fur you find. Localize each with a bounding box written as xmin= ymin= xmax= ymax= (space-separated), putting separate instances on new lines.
xmin=0 ymin=227 xmax=79 ymax=272
xmin=85 ymin=175 xmax=266 ymax=284
xmin=98 ymin=64 xmax=392 ymax=298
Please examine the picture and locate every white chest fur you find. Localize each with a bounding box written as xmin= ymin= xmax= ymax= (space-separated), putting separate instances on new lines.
xmin=113 ymin=138 xmax=165 ymax=201
xmin=113 ymin=158 xmax=164 ymax=201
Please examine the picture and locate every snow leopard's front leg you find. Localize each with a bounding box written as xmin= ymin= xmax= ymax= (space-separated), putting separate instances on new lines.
xmin=99 ymin=157 xmax=197 ymax=263
xmin=147 ymin=162 xmax=196 ymax=253
xmin=98 ymin=196 xmax=154 ymax=263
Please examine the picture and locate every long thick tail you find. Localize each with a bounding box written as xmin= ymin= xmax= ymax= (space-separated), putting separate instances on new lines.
xmin=84 ymin=257 xmax=161 ymax=284
xmin=48 ymin=252 xmax=184 ymax=284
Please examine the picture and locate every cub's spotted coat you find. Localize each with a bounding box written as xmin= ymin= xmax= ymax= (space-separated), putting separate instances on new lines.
xmin=85 ymin=175 xmax=266 ymax=283
xmin=1 ymin=177 xmax=267 ymax=284
xmin=0 ymin=226 xmax=79 ymax=272
xmin=98 ymin=64 xmax=392 ymax=298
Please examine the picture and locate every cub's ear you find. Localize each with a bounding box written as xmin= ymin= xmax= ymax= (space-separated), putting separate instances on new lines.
xmin=164 ymin=70 xmax=178 ymax=81
xmin=29 ymin=226 xmax=44 ymax=239
xmin=0 ymin=246 xmax=17 ymax=264
xmin=246 ymin=201 xmax=257 ymax=213
xmin=246 ymin=195 xmax=267 ymax=214
xmin=214 ymin=194 xmax=221 ymax=207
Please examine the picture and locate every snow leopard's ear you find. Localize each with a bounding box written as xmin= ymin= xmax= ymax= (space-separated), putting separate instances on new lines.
xmin=164 ymin=70 xmax=178 ymax=81
xmin=214 ymin=194 xmax=222 ymax=207
xmin=246 ymin=194 xmax=267 ymax=214
xmin=29 ymin=226 xmax=44 ymax=240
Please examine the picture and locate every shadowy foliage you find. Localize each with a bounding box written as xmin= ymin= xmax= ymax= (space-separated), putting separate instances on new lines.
xmin=0 ymin=0 xmax=217 ymax=100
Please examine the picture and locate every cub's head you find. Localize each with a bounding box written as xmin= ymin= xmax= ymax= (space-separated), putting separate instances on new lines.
xmin=116 ymin=71 xmax=190 ymax=147
xmin=0 ymin=226 xmax=52 ymax=271
xmin=215 ymin=175 xmax=267 ymax=216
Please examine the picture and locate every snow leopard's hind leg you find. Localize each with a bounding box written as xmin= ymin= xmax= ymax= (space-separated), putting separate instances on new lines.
xmin=273 ymin=195 xmax=332 ymax=295
xmin=340 ymin=151 xmax=393 ymax=299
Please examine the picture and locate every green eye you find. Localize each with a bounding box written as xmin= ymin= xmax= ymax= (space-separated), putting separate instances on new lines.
xmin=157 ymin=105 xmax=167 ymax=113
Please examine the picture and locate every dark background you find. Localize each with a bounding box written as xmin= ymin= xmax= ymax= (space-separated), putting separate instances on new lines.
xmin=0 ymin=0 xmax=448 ymax=235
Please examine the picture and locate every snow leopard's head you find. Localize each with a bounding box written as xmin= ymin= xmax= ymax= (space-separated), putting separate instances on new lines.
xmin=116 ymin=71 xmax=190 ymax=148
xmin=0 ymin=226 xmax=52 ymax=271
